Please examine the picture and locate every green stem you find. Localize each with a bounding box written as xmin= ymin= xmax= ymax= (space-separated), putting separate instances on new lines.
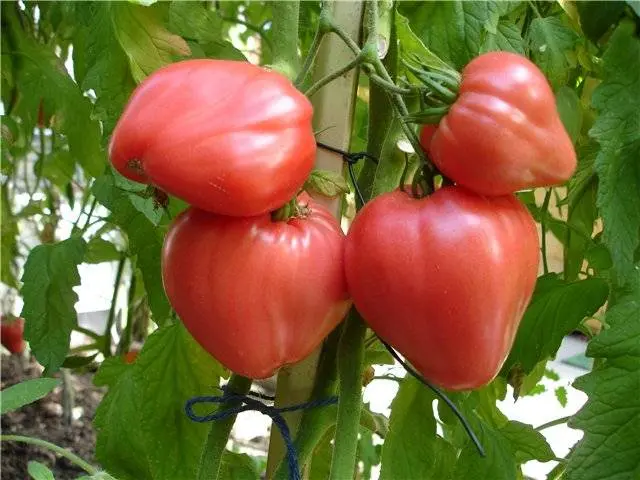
xmin=367 ymin=70 xmax=414 ymax=94
xmin=197 ymin=375 xmax=252 ymax=480
xmin=330 ymin=22 xmax=362 ymax=56
xmin=273 ymin=326 xmax=343 ymax=480
xmin=541 ymin=189 xmax=552 ymax=275
xmin=295 ymin=27 xmax=326 ymax=87
xmin=117 ymin=270 xmax=137 ymax=355
xmin=218 ymin=15 xmax=273 ymax=51
xmin=329 ymin=311 xmax=367 ymax=480
xmin=73 ymin=325 xmax=102 ymax=342
xmin=103 ymin=256 xmax=126 ymax=357
xmin=535 ymin=415 xmax=571 ymax=431
xmin=1 ymin=435 xmax=98 ymax=475
xmin=79 ymin=197 xmax=98 ymax=234
xmin=304 ymin=56 xmax=362 ymax=97
xmin=269 ymin=1 xmax=300 ymax=80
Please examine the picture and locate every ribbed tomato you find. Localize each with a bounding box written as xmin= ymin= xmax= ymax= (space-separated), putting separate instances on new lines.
xmin=344 ymin=187 xmax=539 ymax=390
xmin=426 ymin=52 xmax=576 ymax=195
xmin=161 ymin=195 xmax=350 ymax=379
xmin=109 ymin=59 xmax=316 ymax=216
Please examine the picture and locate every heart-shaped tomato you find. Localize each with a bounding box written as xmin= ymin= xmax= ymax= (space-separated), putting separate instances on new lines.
xmin=161 ymin=195 xmax=351 ymax=379
xmin=344 ymin=186 xmax=539 ymax=390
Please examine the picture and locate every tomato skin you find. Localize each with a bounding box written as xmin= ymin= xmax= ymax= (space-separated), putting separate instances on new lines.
xmin=109 ymin=59 xmax=316 ymax=217
xmin=428 ymin=52 xmax=576 ymax=195
xmin=344 ymin=187 xmax=539 ymax=390
xmin=161 ymin=196 xmax=351 ymax=379
xmin=1 ymin=316 xmax=26 ymax=355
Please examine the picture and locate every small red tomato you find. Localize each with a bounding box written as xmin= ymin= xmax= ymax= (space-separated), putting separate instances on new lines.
xmin=344 ymin=187 xmax=539 ymax=391
xmin=161 ymin=195 xmax=351 ymax=379
xmin=429 ymin=52 xmax=576 ymax=195
xmin=109 ymin=59 xmax=316 ymax=217
xmin=123 ymin=350 xmax=139 ymax=364
xmin=1 ymin=316 xmax=26 ymax=355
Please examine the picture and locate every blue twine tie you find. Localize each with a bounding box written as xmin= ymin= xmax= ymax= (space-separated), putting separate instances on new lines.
xmin=185 ymin=386 xmax=338 ymax=480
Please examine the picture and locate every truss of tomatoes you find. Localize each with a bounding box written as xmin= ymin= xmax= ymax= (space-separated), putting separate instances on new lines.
xmin=110 ymin=52 xmax=575 ymax=389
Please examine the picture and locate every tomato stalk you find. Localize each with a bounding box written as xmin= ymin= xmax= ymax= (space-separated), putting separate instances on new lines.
xmin=269 ymin=1 xmax=301 ymax=81
xmin=541 ymin=188 xmax=552 ymax=275
xmin=102 ymin=255 xmax=126 ymax=357
xmin=272 ymin=325 xmax=343 ymax=480
xmin=196 ymin=374 xmax=252 ymax=480
xmin=1 ymin=435 xmax=99 ymax=475
xmin=329 ymin=311 xmax=367 ymax=480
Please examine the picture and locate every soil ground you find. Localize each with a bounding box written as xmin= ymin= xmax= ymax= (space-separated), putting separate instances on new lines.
xmin=1 ymin=354 xmax=103 ymax=480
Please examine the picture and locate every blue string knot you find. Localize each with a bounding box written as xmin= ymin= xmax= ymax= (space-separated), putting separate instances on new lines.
xmin=185 ymin=386 xmax=338 ymax=480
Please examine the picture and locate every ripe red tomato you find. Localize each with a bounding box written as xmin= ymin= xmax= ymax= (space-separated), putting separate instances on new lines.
xmin=109 ymin=59 xmax=316 ymax=217
xmin=1 ymin=316 xmax=26 ymax=355
xmin=426 ymin=52 xmax=576 ymax=195
xmin=123 ymin=350 xmax=139 ymax=364
xmin=344 ymin=187 xmax=539 ymax=390
xmin=161 ymin=195 xmax=351 ymax=379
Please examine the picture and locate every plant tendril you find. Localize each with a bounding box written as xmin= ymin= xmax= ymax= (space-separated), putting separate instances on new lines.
xmin=380 ymin=340 xmax=486 ymax=457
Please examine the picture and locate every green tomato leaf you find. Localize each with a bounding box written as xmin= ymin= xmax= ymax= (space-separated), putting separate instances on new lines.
xmin=92 ymin=173 xmax=170 ymax=325
xmin=575 ymin=1 xmax=626 ymax=43
xmin=556 ymin=86 xmax=583 ymax=143
xmin=452 ymin=415 xmax=517 ymax=480
xmin=11 ymin=28 xmax=104 ymax=177
xmin=380 ymin=377 xmax=455 ymax=479
xmin=564 ymin=144 xmax=598 ymax=281
xmin=1 ymin=184 xmax=19 ymax=289
xmin=0 ymin=378 xmax=61 ymax=415
xmin=527 ymin=16 xmax=580 ymax=91
xmin=566 ymin=272 xmax=640 ymax=480
xmin=219 ymin=451 xmax=260 ymax=480
xmin=590 ymin=22 xmax=640 ymax=283
xmin=555 ymin=386 xmax=568 ymax=407
xmin=111 ymin=3 xmax=191 ymax=83
xmin=499 ymin=421 xmax=555 ymax=464
xmin=94 ymin=323 xmax=227 ymax=480
xmin=397 ymin=1 xmax=485 ymax=70
xmin=84 ymin=237 xmax=122 ymax=264
xmin=20 ymin=237 xmax=86 ymax=373
xmin=27 ymin=461 xmax=55 ymax=480
xmin=94 ymin=357 xmax=152 ymax=480
xmin=502 ymin=275 xmax=609 ymax=376
xmin=395 ymin=12 xmax=452 ymax=72
xmin=74 ymin=3 xmax=137 ymax=135
xmin=304 ymin=170 xmax=349 ymax=199
xmin=480 ymin=21 xmax=525 ymax=55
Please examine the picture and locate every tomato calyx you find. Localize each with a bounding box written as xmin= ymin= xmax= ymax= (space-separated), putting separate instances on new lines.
xmin=402 ymin=56 xmax=461 ymax=125
xmin=126 ymin=158 xmax=145 ymax=177
xmin=271 ymin=196 xmax=311 ymax=222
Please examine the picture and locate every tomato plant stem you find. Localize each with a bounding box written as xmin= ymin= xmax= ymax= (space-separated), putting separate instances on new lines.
xmin=196 ymin=374 xmax=252 ymax=480
xmin=541 ymin=188 xmax=552 ymax=274
xmin=329 ymin=311 xmax=367 ymax=480
xmin=1 ymin=434 xmax=99 ymax=475
xmin=272 ymin=325 xmax=343 ymax=480
xmin=294 ymin=27 xmax=325 ymax=88
xmin=102 ymin=255 xmax=126 ymax=357
xmin=269 ymin=1 xmax=300 ymax=81
xmin=535 ymin=415 xmax=571 ymax=431
xmin=304 ymin=56 xmax=362 ymax=97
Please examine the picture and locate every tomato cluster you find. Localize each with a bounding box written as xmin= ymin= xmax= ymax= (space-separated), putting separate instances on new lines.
xmin=110 ymin=60 xmax=349 ymax=379
xmin=111 ymin=53 xmax=575 ymax=389
xmin=346 ymin=52 xmax=575 ymax=390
